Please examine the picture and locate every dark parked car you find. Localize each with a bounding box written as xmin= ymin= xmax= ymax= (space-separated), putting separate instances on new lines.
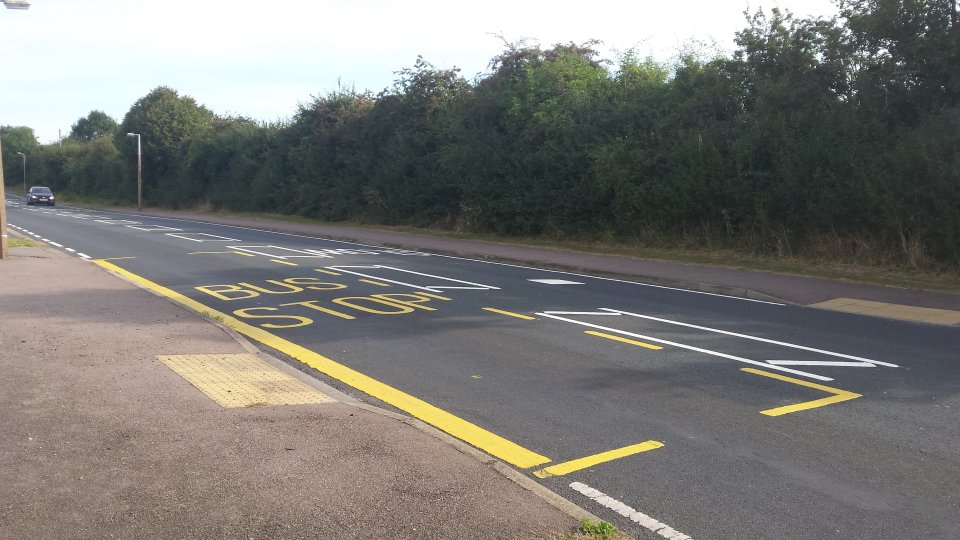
xmin=26 ymin=186 xmax=55 ymax=206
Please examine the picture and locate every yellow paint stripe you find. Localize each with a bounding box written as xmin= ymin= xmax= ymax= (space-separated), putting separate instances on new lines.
xmin=533 ymin=440 xmax=664 ymax=478
xmin=359 ymin=279 xmax=390 ymax=287
xmin=314 ymin=268 xmax=342 ymax=276
xmin=741 ymin=368 xmax=862 ymax=416
xmin=585 ymin=330 xmax=663 ymax=350
xmin=93 ymin=260 xmax=551 ymax=469
xmin=271 ymin=259 xmax=298 ymax=266
xmin=482 ymin=307 xmax=536 ymax=321
xmin=417 ymin=291 xmax=452 ymax=301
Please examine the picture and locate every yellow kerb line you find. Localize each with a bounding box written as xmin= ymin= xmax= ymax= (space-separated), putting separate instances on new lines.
xmin=533 ymin=440 xmax=664 ymax=478
xmin=741 ymin=367 xmax=862 ymax=416
xmin=314 ymin=268 xmax=342 ymax=276
xmin=359 ymin=279 xmax=390 ymax=287
xmin=92 ymin=259 xmax=551 ymax=469
xmin=270 ymin=259 xmax=298 ymax=266
xmin=482 ymin=307 xmax=536 ymax=320
xmin=585 ymin=330 xmax=663 ymax=350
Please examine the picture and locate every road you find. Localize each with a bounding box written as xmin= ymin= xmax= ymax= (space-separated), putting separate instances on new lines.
xmin=7 ymin=197 xmax=960 ymax=539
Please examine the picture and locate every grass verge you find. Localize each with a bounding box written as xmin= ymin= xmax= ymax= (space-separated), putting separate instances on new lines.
xmin=9 ymin=237 xmax=38 ymax=248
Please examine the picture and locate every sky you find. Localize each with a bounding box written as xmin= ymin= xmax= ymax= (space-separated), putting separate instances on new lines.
xmin=2 ymin=0 xmax=840 ymax=144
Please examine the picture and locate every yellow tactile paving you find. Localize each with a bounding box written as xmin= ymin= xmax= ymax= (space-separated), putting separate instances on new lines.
xmin=810 ymin=298 xmax=960 ymax=326
xmin=157 ymin=354 xmax=334 ymax=408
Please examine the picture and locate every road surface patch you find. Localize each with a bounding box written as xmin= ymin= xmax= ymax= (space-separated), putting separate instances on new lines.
xmin=810 ymin=297 xmax=960 ymax=326
xmin=482 ymin=307 xmax=536 ymax=320
xmin=157 ymin=353 xmax=334 ymax=408
xmin=533 ymin=441 xmax=664 ymax=478
xmin=585 ymin=330 xmax=663 ymax=350
xmin=741 ymin=368 xmax=861 ymax=416
xmin=570 ymin=482 xmax=693 ymax=540
xmin=94 ymin=260 xmax=551 ymax=469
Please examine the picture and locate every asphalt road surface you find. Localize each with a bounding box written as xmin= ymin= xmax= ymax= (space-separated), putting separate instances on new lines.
xmin=7 ymin=197 xmax=959 ymax=540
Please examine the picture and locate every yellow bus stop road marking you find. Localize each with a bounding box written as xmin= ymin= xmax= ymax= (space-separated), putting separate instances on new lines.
xmin=533 ymin=441 xmax=664 ymax=478
xmin=158 ymin=353 xmax=334 ymax=408
xmin=271 ymin=259 xmax=298 ymax=266
xmin=482 ymin=307 xmax=536 ymax=320
xmin=810 ymin=297 xmax=960 ymax=326
xmin=585 ymin=330 xmax=663 ymax=350
xmin=94 ymin=260 xmax=551 ymax=469
xmin=741 ymin=368 xmax=862 ymax=416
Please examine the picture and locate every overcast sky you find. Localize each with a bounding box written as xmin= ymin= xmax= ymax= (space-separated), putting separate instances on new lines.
xmin=2 ymin=0 xmax=839 ymax=143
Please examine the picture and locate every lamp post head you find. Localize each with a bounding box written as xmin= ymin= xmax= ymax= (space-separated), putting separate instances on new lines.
xmin=126 ymin=132 xmax=138 ymax=137
xmin=16 ymin=152 xmax=24 ymax=157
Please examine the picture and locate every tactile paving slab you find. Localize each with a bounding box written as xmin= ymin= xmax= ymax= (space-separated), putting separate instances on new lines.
xmin=158 ymin=353 xmax=334 ymax=408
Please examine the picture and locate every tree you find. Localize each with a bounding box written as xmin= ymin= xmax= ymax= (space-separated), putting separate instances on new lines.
xmin=70 ymin=110 xmax=118 ymax=141
xmin=1 ymin=126 xmax=38 ymax=187
xmin=116 ymin=87 xmax=214 ymax=204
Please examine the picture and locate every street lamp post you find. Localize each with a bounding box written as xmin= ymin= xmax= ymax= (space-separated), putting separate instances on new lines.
xmin=16 ymin=151 xmax=25 ymax=192
xmin=126 ymin=132 xmax=142 ymax=211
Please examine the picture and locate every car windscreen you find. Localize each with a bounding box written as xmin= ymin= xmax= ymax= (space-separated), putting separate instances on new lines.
xmin=32 ymin=188 xmax=53 ymax=195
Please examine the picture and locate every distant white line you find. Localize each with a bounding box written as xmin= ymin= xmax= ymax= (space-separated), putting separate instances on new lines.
xmin=73 ymin=209 xmax=783 ymax=305
xmin=601 ymin=308 xmax=898 ymax=367
xmin=766 ymin=360 xmax=877 ymax=367
xmin=65 ymin=248 xmax=76 ymax=252
xmin=570 ymin=482 xmax=693 ymax=540
xmin=49 ymin=242 xmax=63 ymax=247
xmin=78 ymin=253 xmax=91 ymax=259
xmin=42 ymin=238 xmax=50 ymax=242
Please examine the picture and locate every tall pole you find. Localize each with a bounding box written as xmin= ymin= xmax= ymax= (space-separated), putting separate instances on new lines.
xmin=0 ymin=136 xmax=8 ymax=259
xmin=136 ymin=134 xmax=142 ymax=211
xmin=127 ymin=132 xmax=142 ymax=211
xmin=17 ymin=151 xmax=25 ymax=191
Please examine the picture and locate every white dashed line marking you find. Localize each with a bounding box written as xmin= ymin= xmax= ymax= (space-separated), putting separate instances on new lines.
xmin=49 ymin=242 xmax=63 ymax=247
xmin=65 ymin=248 xmax=76 ymax=252
xmin=528 ymin=278 xmax=584 ymax=285
xmin=570 ymin=482 xmax=693 ymax=540
xmin=78 ymin=253 xmax=91 ymax=259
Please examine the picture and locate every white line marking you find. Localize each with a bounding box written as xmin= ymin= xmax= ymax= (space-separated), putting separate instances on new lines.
xmin=49 ymin=242 xmax=63 ymax=247
xmin=528 ymin=278 xmax=584 ymax=285
xmin=330 ymin=265 xmax=499 ymax=291
xmin=766 ymin=360 xmax=877 ymax=367
xmin=78 ymin=253 xmax=91 ymax=259
xmin=601 ymin=308 xmax=899 ymax=367
xmin=41 ymin=238 xmax=50 ymax=242
xmin=537 ymin=311 xmax=833 ymax=381
xmin=72 ymin=210 xmax=782 ymax=305
xmin=65 ymin=248 xmax=76 ymax=252
xmin=166 ymin=232 xmax=240 ymax=242
xmin=570 ymin=482 xmax=693 ymax=540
